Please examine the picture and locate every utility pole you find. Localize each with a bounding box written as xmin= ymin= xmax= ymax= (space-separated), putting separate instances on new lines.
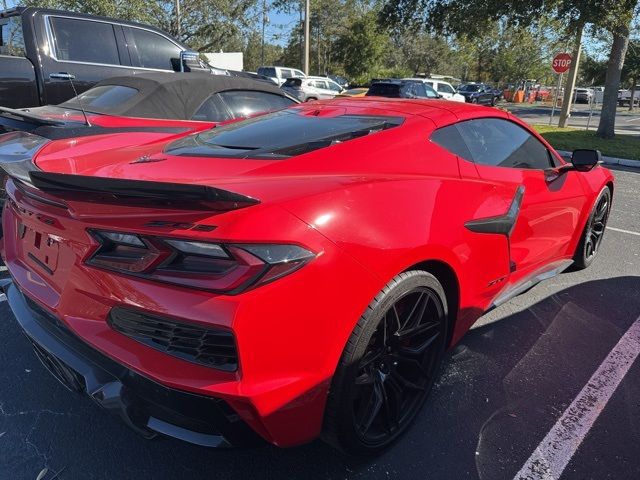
xmin=558 ymin=26 xmax=583 ymax=128
xmin=261 ymin=0 xmax=267 ymax=66
xmin=303 ymin=0 xmax=310 ymax=75
xmin=175 ymin=0 xmax=181 ymax=38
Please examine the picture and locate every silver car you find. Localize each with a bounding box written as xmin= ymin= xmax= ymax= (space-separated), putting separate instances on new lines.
xmin=281 ymin=76 xmax=344 ymax=102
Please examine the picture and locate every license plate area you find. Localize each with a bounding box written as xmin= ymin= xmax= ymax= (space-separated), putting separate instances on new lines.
xmin=18 ymin=222 xmax=59 ymax=274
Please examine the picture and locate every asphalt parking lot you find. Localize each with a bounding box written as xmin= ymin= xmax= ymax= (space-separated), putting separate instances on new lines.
xmin=1 ymin=166 xmax=639 ymax=480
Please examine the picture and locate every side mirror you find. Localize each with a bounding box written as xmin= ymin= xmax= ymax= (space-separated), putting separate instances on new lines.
xmin=571 ymin=149 xmax=601 ymax=171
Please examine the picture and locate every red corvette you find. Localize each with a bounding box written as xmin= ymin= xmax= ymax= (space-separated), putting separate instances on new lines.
xmin=0 ymin=98 xmax=613 ymax=455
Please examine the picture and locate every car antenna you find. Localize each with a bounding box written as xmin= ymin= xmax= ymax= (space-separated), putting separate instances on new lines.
xmin=54 ymin=72 xmax=91 ymax=127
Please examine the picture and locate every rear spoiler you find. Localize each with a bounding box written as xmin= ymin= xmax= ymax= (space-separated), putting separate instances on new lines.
xmin=0 ymin=107 xmax=65 ymax=133
xmin=0 ymin=131 xmax=260 ymax=212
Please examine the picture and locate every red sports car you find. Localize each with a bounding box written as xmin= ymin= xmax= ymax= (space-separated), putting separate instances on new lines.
xmin=0 ymin=98 xmax=613 ymax=455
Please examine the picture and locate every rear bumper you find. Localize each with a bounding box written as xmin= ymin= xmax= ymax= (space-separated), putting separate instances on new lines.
xmin=2 ymin=280 xmax=264 ymax=448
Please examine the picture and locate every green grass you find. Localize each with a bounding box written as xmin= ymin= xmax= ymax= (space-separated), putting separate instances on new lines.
xmin=533 ymin=125 xmax=640 ymax=161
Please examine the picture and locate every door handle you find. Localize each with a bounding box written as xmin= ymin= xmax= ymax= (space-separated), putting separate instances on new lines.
xmin=49 ymin=72 xmax=76 ymax=80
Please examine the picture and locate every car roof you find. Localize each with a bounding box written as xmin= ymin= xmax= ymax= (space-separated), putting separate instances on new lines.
xmin=313 ymin=97 xmax=508 ymax=126
xmin=81 ymin=72 xmax=290 ymax=120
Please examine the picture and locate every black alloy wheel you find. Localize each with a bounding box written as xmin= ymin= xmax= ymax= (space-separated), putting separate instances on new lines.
xmin=323 ymin=271 xmax=448 ymax=455
xmin=573 ymin=187 xmax=611 ymax=269
xmin=352 ymin=287 xmax=445 ymax=445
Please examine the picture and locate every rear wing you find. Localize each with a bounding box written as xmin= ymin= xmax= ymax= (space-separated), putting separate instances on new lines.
xmin=0 ymin=131 xmax=260 ymax=211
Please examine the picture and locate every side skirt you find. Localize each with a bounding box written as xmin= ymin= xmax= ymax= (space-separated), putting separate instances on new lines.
xmin=489 ymin=259 xmax=574 ymax=309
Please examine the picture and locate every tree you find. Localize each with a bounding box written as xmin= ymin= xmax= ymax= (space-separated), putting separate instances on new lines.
xmin=380 ymin=0 xmax=640 ymax=138
xmin=622 ymin=41 xmax=640 ymax=110
xmin=334 ymin=11 xmax=391 ymax=83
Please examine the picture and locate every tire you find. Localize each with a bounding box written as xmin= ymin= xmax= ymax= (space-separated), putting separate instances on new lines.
xmin=471 ymin=98 xmax=478 ymax=104
xmin=306 ymin=97 xmax=317 ymax=102
xmin=490 ymin=96 xmax=496 ymax=106
xmin=572 ymin=187 xmax=611 ymax=270
xmin=322 ymin=270 xmax=448 ymax=456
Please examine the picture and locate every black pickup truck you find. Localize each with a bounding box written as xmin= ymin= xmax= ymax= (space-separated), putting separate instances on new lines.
xmin=0 ymin=7 xmax=211 ymax=108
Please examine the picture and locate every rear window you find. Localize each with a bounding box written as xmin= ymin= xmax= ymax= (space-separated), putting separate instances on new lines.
xmin=0 ymin=16 xmax=25 ymax=57
xmin=166 ymin=110 xmax=404 ymax=159
xmin=257 ymin=67 xmax=277 ymax=77
xmin=459 ymin=84 xmax=480 ymax=92
xmin=217 ymin=90 xmax=294 ymax=118
xmin=60 ymin=85 xmax=138 ymax=112
xmin=366 ymin=84 xmax=401 ymax=97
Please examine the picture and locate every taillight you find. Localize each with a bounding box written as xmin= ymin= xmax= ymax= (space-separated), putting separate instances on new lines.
xmin=86 ymin=230 xmax=315 ymax=294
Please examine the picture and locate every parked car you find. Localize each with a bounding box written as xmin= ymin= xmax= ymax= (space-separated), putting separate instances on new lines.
xmin=281 ymin=76 xmax=344 ymax=102
xmin=457 ymin=83 xmax=496 ymax=105
xmin=0 ymin=97 xmax=613 ymax=455
xmin=257 ymin=66 xmax=307 ymax=86
xmin=0 ymin=73 xmax=297 ymax=221
xmin=618 ymin=87 xmax=640 ymax=106
xmin=0 ymin=7 xmax=219 ymax=109
xmin=574 ymin=88 xmax=594 ymax=104
xmin=338 ymin=87 xmax=368 ymax=97
xmin=328 ymin=74 xmax=350 ymax=89
xmin=405 ymin=78 xmax=465 ymax=102
xmin=366 ymin=79 xmax=440 ymax=99
xmin=0 ymin=72 xmax=297 ymax=132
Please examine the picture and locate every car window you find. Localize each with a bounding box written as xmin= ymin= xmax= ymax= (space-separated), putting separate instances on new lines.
xmin=167 ymin=111 xmax=404 ymax=159
xmin=60 ymin=85 xmax=138 ymax=111
xmin=126 ymin=27 xmax=181 ymax=70
xmin=258 ymin=67 xmax=276 ymax=77
xmin=438 ymin=84 xmax=455 ymax=94
xmin=424 ymin=85 xmax=439 ymax=98
xmin=327 ymin=81 xmax=342 ymax=92
xmin=315 ymin=80 xmax=329 ymax=89
xmin=217 ymin=90 xmax=294 ymax=119
xmin=425 ymin=81 xmax=434 ymax=88
xmin=456 ymin=118 xmax=553 ymax=169
xmin=413 ymin=83 xmax=428 ymax=97
xmin=283 ymin=78 xmax=302 ymax=87
xmin=366 ymin=84 xmax=401 ymax=97
xmin=0 ymin=16 xmax=25 ymax=57
xmin=50 ymin=17 xmax=120 ymax=65
xmin=280 ymin=69 xmax=293 ymax=79
xmin=293 ymin=69 xmax=305 ymax=77
xmin=431 ymin=124 xmax=473 ymax=161
xmin=192 ymin=94 xmax=232 ymax=122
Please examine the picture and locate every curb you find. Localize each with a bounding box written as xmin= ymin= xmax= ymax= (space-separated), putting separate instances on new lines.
xmin=557 ymin=150 xmax=640 ymax=169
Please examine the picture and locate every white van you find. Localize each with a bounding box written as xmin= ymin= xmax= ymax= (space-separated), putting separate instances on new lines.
xmin=257 ymin=66 xmax=307 ymax=86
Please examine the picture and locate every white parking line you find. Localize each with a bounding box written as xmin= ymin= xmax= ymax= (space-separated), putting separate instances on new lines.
xmin=514 ymin=315 xmax=640 ymax=480
xmin=607 ymin=226 xmax=640 ymax=237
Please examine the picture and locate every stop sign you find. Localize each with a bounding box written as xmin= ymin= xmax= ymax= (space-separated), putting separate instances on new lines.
xmin=552 ymin=53 xmax=572 ymax=74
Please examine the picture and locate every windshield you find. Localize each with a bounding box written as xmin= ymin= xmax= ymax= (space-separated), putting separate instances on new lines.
xmin=459 ymin=84 xmax=481 ymax=92
xmin=166 ymin=109 xmax=404 ymax=159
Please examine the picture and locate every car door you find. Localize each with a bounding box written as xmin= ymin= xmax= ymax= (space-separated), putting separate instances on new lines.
xmin=41 ymin=15 xmax=131 ymax=104
xmin=326 ymin=79 xmax=343 ymax=96
xmin=312 ymin=80 xmax=335 ymax=99
xmin=454 ymin=117 xmax=589 ymax=280
xmin=436 ymin=82 xmax=455 ymax=100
